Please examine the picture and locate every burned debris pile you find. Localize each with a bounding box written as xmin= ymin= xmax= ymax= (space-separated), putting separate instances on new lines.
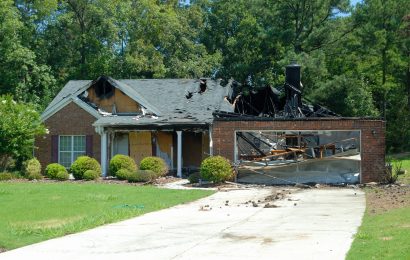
xmin=217 ymin=63 xmax=338 ymax=119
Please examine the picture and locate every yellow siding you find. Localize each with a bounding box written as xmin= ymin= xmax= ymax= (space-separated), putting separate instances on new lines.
xmin=156 ymin=132 xmax=173 ymax=167
xmin=129 ymin=132 xmax=152 ymax=165
xmin=87 ymin=87 xmax=141 ymax=113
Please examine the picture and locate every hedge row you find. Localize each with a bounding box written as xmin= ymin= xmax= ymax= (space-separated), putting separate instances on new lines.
xmin=1 ymin=154 xmax=233 ymax=184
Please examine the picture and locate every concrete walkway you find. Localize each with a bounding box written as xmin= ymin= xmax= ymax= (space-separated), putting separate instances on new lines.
xmin=1 ymin=188 xmax=365 ymax=260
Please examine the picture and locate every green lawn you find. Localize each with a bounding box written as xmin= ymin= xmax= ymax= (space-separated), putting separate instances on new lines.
xmin=393 ymin=154 xmax=410 ymax=184
xmin=347 ymin=155 xmax=410 ymax=259
xmin=0 ymin=182 xmax=213 ymax=250
xmin=347 ymin=204 xmax=410 ymax=259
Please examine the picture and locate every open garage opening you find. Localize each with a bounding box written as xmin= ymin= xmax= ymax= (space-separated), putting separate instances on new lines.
xmin=235 ymin=130 xmax=361 ymax=185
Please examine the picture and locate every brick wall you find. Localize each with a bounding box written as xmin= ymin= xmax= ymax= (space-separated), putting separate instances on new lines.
xmin=35 ymin=102 xmax=101 ymax=170
xmin=212 ymin=118 xmax=386 ymax=183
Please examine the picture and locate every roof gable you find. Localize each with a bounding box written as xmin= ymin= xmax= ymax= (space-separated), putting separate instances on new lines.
xmin=42 ymin=77 xmax=234 ymax=125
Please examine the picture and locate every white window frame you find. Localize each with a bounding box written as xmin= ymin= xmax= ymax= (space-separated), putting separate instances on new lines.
xmin=58 ymin=135 xmax=86 ymax=168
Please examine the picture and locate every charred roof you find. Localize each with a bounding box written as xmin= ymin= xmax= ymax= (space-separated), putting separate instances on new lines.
xmin=223 ymin=63 xmax=339 ymax=119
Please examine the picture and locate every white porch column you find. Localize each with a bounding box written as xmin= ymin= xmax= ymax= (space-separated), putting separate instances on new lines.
xmin=101 ymin=131 xmax=108 ymax=177
xmin=209 ymin=126 xmax=213 ymax=156
xmin=176 ymin=130 xmax=182 ymax=178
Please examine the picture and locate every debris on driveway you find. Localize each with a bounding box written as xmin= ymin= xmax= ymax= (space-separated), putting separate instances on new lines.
xmin=1 ymin=186 xmax=365 ymax=260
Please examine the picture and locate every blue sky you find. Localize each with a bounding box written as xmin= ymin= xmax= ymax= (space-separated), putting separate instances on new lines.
xmin=350 ymin=0 xmax=363 ymax=6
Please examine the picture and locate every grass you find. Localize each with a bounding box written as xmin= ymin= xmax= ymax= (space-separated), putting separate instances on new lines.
xmin=0 ymin=182 xmax=214 ymax=250
xmin=347 ymin=154 xmax=410 ymax=259
xmin=392 ymin=154 xmax=410 ymax=184
xmin=346 ymin=196 xmax=410 ymax=259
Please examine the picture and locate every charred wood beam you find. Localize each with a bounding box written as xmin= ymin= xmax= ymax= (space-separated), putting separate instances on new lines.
xmin=240 ymin=99 xmax=261 ymax=115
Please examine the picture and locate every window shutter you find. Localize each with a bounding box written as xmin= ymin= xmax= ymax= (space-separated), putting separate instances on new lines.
xmin=51 ymin=135 xmax=59 ymax=163
xmin=86 ymin=135 xmax=93 ymax=157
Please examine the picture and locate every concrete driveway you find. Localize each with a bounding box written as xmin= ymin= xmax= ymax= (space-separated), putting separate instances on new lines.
xmin=1 ymin=187 xmax=365 ymax=260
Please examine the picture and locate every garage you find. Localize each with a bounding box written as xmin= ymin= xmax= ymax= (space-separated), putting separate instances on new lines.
xmin=235 ymin=130 xmax=361 ymax=185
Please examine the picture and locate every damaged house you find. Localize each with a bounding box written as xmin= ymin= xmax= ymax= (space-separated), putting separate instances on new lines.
xmin=35 ymin=64 xmax=387 ymax=184
xmin=36 ymin=78 xmax=232 ymax=178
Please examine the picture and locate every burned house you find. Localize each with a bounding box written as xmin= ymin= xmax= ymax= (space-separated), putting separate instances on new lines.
xmin=215 ymin=63 xmax=386 ymax=184
xmin=35 ymin=64 xmax=386 ymax=184
xmin=36 ymin=78 xmax=232 ymax=177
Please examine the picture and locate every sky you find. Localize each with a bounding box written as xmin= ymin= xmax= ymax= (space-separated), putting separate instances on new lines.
xmin=350 ymin=0 xmax=363 ymax=6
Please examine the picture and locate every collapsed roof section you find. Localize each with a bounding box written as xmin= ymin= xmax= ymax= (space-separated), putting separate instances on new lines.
xmin=221 ymin=63 xmax=339 ymax=119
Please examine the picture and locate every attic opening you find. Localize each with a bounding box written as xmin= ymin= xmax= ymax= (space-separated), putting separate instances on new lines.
xmin=94 ymin=77 xmax=114 ymax=99
xmin=185 ymin=79 xmax=208 ymax=99
xmin=199 ymin=79 xmax=207 ymax=93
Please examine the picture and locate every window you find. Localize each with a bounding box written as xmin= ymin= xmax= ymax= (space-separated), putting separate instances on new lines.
xmin=59 ymin=136 xmax=86 ymax=168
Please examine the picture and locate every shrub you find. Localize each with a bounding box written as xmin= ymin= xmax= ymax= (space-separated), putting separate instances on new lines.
xmin=45 ymin=163 xmax=67 ymax=179
xmin=54 ymin=170 xmax=69 ymax=181
xmin=83 ymin=170 xmax=100 ymax=181
xmin=188 ymin=172 xmax=201 ymax=183
xmin=0 ymin=172 xmax=13 ymax=181
xmin=70 ymin=156 xmax=101 ymax=180
xmin=10 ymin=171 xmax=24 ymax=179
xmin=109 ymin=154 xmax=137 ymax=176
xmin=116 ymin=168 xmax=133 ymax=180
xmin=139 ymin=157 xmax=168 ymax=176
xmin=0 ymin=156 xmax=15 ymax=172
xmin=27 ymin=171 xmax=43 ymax=180
xmin=200 ymin=156 xmax=233 ymax=183
xmin=127 ymin=170 xmax=157 ymax=183
xmin=24 ymin=158 xmax=41 ymax=178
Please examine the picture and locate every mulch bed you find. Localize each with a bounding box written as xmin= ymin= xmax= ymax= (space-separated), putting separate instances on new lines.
xmin=0 ymin=176 xmax=182 ymax=186
xmin=364 ymin=184 xmax=410 ymax=215
xmin=153 ymin=176 xmax=180 ymax=185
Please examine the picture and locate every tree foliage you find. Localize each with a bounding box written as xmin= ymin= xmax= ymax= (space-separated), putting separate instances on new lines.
xmin=0 ymin=95 xmax=46 ymax=171
xmin=0 ymin=0 xmax=409 ymax=151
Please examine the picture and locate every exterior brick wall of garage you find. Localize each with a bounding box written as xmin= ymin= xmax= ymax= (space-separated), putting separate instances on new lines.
xmin=35 ymin=102 xmax=101 ymax=171
xmin=212 ymin=118 xmax=386 ymax=183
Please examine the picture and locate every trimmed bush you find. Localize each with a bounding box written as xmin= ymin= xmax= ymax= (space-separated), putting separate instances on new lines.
xmin=116 ymin=168 xmax=133 ymax=180
xmin=188 ymin=172 xmax=201 ymax=184
xmin=24 ymin=158 xmax=41 ymax=179
xmin=139 ymin=157 xmax=168 ymax=176
xmin=109 ymin=154 xmax=137 ymax=176
xmin=10 ymin=171 xmax=24 ymax=179
xmin=54 ymin=171 xmax=69 ymax=181
xmin=27 ymin=172 xmax=43 ymax=180
xmin=127 ymin=170 xmax=157 ymax=183
xmin=83 ymin=170 xmax=100 ymax=181
xmin=45 ymin=163 xmax=68 ymax=179
xmin=200 ymin=156 xmax=233 ymax=183
xmin=70 ymin=156 xmax=101 ymax=180
xmin=0 ymin=172 xmax=13 ymax=181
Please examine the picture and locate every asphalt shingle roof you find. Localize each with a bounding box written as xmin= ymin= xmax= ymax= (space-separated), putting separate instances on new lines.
xmin=44 ymin=78 xmax=233 ymax=127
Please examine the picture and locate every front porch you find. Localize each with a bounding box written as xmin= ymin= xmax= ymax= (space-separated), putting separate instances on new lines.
xmin=96 ymin=126 xmax=213 ymax=177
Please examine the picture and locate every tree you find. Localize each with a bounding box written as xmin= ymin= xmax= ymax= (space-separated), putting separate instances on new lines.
xmin=116 ymin=0 xmax=220 ymax=79
xmin=0 ymin=95 xmax=46 ymax=171
xmin=197 ymin=0 xmax=351 ymax=88
xmin=0 ymin=0 xmax=56 ymax=108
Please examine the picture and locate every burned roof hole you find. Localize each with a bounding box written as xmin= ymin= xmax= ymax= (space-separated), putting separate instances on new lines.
xmin=199 ymin=79 xmax=207 ymax=94
xmin=94 ymin=77 xmax=114 ymax=99
xmin=186 ymin=92 xmax=193 ymax=99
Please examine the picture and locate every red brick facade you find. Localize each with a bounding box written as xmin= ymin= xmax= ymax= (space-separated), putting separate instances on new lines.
xmin=35 ymin=102 xmax=101 ymax=170
xmin=212 ymin=118 xmax=386 ymax=183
